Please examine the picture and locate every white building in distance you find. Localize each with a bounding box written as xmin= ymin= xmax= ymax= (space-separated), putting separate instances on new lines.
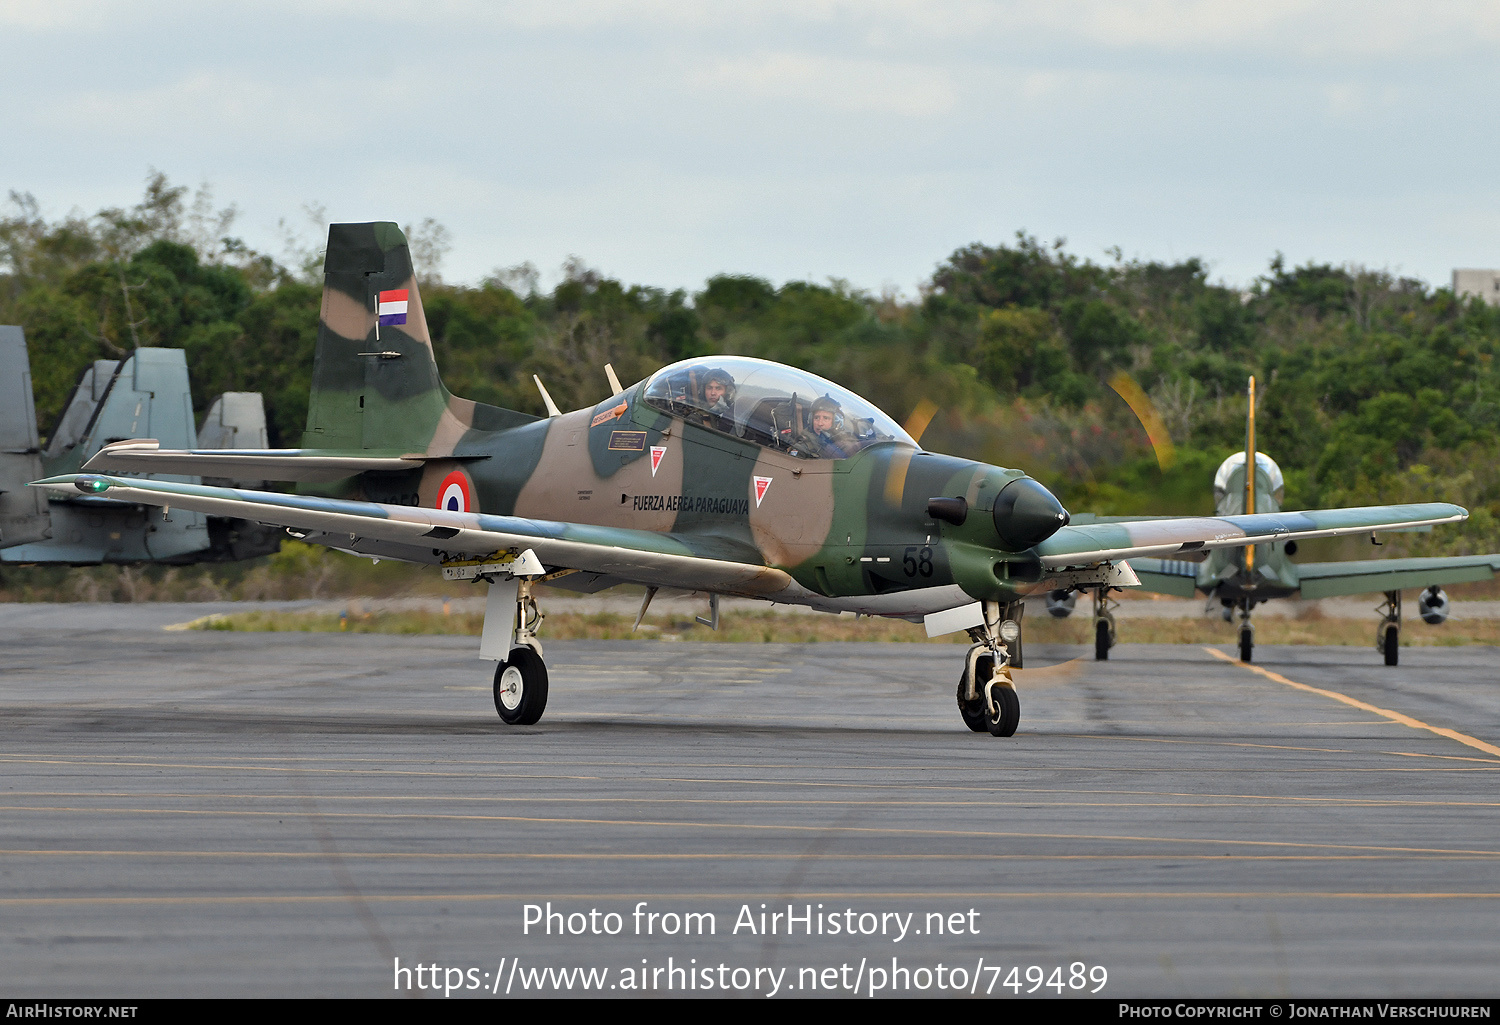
xmin=1453 ymin=269 xmax=1500 ymax=306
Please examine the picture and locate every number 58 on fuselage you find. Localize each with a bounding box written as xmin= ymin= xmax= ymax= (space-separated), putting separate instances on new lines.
xmin=37 ymin=222 xmax=1469 ymax=737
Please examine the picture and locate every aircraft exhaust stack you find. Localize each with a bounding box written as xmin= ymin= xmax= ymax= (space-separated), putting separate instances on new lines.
xmin=927 ymin=497 xmax=968 ymax=526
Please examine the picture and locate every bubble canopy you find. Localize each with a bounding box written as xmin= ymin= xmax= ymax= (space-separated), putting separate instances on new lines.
xmin=641 ymin=356 xmax=918 ymax=458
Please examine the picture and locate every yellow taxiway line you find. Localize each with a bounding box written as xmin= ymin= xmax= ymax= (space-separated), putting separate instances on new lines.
xmin=1204 ymin=647 xmax=1500 ymax=758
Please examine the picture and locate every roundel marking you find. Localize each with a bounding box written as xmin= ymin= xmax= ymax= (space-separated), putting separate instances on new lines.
xmin=437 ymin=470 xmax=474 ymax=513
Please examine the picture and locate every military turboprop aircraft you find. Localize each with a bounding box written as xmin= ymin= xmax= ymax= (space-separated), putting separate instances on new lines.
xmin=0 ymin=325 xmax=280 ymax=565
xmin=1052 ymin=378 xmax=1500 ymax=666
xmin=32 ymin=223 xmax=1472 ymax=736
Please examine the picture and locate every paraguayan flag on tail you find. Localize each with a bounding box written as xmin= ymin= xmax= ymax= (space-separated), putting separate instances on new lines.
xmin=377 ymin=289 xmax=409 ymax=326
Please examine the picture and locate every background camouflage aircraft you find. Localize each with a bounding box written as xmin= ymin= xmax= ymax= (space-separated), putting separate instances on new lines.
xmin=1050 ymin=377 xmax=1500 ymax=665
xmin=38 ymin=224 xmax=1470 ymax=736
xmin=0 ymin=325 xmax=279 ymax=565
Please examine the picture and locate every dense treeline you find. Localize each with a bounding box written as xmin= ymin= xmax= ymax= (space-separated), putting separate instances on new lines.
xmin=4 ymin=174 xmax=1499 ymax=555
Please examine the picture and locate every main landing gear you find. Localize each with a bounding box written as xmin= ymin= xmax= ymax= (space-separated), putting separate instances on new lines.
xmin=956 ymin=600 xmax=1023 ymax=737
xmin=478 ymin=560 xmax=552 ymax=726
xmin=1377 ymin=589 xmax=1401 ymax=666
xmin=1091 ymin=586 xmax=1118 ymax=661
xmin=494 ymin=646 xmax=548 ymax=725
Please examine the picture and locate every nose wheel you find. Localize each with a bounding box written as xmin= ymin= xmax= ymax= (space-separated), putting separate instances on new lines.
xmin=984 ymin=678 xmax=1020 ymax=737
xmin=1235 ymin=599 xmax=1255 ymax=662
xmin=956 ymin=602 xmax=1024 ymax=736
xmin=956 ymin=658 xmax=990 ymax=732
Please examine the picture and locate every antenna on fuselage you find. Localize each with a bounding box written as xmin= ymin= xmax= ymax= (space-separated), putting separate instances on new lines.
xmin=604 ymin=363 xmax=624 ymax=396
xmin=1245 ymin=375 xmax=1257 ymax=574
xmin=532 ymin=375 xmax=562 ymax=418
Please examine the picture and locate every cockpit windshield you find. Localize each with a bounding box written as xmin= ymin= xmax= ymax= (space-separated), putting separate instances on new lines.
xmin=641 ymin=357 xmax=917 ymax=459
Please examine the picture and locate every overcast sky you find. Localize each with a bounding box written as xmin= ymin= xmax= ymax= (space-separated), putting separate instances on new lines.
xmin=4 ymin=1 xmax=1498 ymax=294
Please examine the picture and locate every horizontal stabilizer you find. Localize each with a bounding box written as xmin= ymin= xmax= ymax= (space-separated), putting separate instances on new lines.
xmin=83 ymin=440 xmax=428 ymax=482
xmin=1297 ymin=555 xmax=1500 ymax=599
xmin=1127 ymin=557 xmax=1200 ymax=598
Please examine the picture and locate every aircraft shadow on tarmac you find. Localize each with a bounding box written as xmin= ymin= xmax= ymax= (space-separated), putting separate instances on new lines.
xmin=3 ymin=700 xmax=1320 ymax=742
xmin=3 ymin=703 xmax=1056 ymax=739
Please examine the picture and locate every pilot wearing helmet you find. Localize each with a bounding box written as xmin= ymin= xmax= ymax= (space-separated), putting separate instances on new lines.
xmin=697 ymin=367 xmax=736 ymax=431
xmin=806 ymin=395 xmax=856 ymax=458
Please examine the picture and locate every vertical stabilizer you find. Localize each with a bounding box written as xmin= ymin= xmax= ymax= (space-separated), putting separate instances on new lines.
xmin=0 ymin=327 xmax=50 ymax=548
xmin=198 ymin=392 xmax=269 ymax=449
xmin=4 ymin=348 xmax=210 ymax=564
xmin=302 ymin=222 xmax=449 ymax=454
xmin=46 ymin=348 xmax=203 ymax=473
xmin=301 ymin=222 xmax=537 ymax=459
xmin=199 ymin=392 xmax=271 ymax=489
xmin=1245 ymin=376 xmax=1257 ymax=574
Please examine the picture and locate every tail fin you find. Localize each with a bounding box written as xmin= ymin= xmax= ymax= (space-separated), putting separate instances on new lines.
xmin=0 ymin=326 xmax=50 ymax=548
xmin=1244 ymin=375 xmax=1257 ymax=572
xmin=1244 ymin=376 xmax=1257 ymax=510
xmin=302 ymin=222 xmax=536 ymax=455
xmin=199 ymin=392 xmax=270 ymax=489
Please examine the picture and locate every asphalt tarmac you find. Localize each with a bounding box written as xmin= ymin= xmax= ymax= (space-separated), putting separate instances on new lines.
xmin=3 ymin=603 xmax=1498 ymax=999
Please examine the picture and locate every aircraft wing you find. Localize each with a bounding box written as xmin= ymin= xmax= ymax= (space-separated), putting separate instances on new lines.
xmin=1036 ymin=505 xmax=1467 ymax=567
xmin=1122 ymin=557 xmax=1199 ymax=598
xmin=30 ymin=474 xmax=795 ymax=598
xmin=1295 ymin=555 xmax=1500 ymax=599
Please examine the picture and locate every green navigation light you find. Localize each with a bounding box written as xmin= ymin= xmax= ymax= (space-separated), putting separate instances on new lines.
xmin=74 ymin=476 xmax=111 ymax=494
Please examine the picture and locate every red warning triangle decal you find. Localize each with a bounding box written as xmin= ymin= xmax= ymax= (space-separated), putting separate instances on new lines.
xmin=753 ymin=476 xmax=772 ymax=507
xmin=650 ymin=446 xmax=666 ymax=476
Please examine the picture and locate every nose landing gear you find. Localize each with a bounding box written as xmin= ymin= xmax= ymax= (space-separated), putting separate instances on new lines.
xmin=957 ymin=600 xmax=1023 ymax=737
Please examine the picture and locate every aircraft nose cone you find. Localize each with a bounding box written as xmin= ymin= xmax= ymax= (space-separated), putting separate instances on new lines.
xmin=992 ymin=477 xmax=1070 ymax=551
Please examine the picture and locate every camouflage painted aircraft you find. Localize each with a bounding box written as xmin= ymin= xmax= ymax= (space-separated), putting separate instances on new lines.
xmin=1056 ymin=377 xmax=1500 ymax=666
xmin=32 ymin=223 xmax=1472 ymax=736
xmin=0 ymin=326 xmax=280 ymax=565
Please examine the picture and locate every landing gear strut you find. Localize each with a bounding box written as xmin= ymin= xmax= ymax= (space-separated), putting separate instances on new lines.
xmin=1377 ymin=590 xmax=1401 ymax=666
xmin=1092 ymin=586 xmax=1117 ymax=660
xmin=957 ymin=600 xmax=1022 ymax=737
xmin=474 ymin=551 xmax=551 ymax=726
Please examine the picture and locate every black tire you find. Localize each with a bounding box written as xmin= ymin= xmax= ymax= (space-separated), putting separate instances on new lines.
xmin=986 ymin=684 xmax=1020 ymax=738
xmin=1383 ymin=625 xmax=1399 ymax=666
xmin=1238 ymin=626 xmax=1253 ymax=663
xmin=493 ymin=646 xmax=549 ymax=725
xmin=956 ymin=658 xmax=992 ymax=732
xmin=1094 ymin=619 xmax=1110 ymax=661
